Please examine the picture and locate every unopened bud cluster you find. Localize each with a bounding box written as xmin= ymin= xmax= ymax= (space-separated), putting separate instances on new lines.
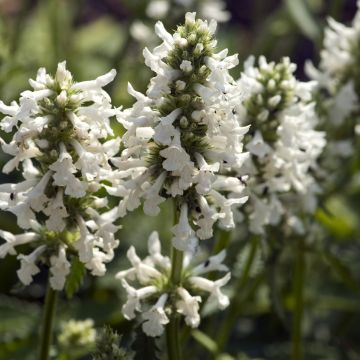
xmin=58 ymin=319 xmax=96 ymax=349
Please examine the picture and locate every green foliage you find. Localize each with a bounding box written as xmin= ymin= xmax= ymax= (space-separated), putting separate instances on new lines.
xmin=0 ymin=1 xmax=360 ymax=359
xmin=65 ymin=257 xmax=86 ymax=299
xmin=92 ymin=326 xmax=130 ymax=360
xmin=284 ymin=0 xmax=320 ymax=40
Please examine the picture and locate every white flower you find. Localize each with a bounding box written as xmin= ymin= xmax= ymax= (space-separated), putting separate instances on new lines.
xmin=176 ymin=287 xmax=201 ymax=327
xmin=121 ymin=279 xmax=158 ymax=320
xmin=159 ymin=133 xmax=192 ymax=172
xmin=190 ymin=272 xmax=231 ymax=309
xmin=236 ymin=56 xmax=326 ymax=234
xmin=117 ymin=232 xmax=231 ymax=334
xmin=126 ymin=245 xmax=163 ymax=283
xmin=171 ymin=203 xmax=197 ymax=251
xmin=143 ymin=172 xmax=167 ymax=216
xmin=147 ymin=231 xmax=171 ymax=269
xmin=49 ymin=246 xmax=71 ymax=290
xmin=44 ymin=189 xmax=68 ymax=232
xmin=191 ymin=249 xmax=228 ymax=275
xmin=246 ymin=131 xmax=272 ymax=158
xmin=142 ymin=294 xmax=169 ymax=337
xmin=115 ymin=13 xmax=248 ymax=240
xmin=49 ymin=143 xmax=87 ymax=198
xmin=17 ymin=245 xmax=46 ymax=285
xmin=0 ymin=230 xmax=38 ymax=258
xmin=146 ymin=0 xmax=169 ymax=19
xmin=0 ymin=61 xmax=122 ymax=288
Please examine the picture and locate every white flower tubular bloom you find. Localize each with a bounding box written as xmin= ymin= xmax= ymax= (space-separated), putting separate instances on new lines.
xmin=121 ymin=279 xmax=158 ymax=320
xmin=49 ymin=245 xmax=71 ymax=290
xmin=0 ymin=230 xmax=38 ymax=258
xmin=17 ymin=245 xmax=46 ymax=285
xmin=147 ymin=231 xmax=171 ymax=269
xmin=0 ymin=61 xmax=122 ymax=289
xmin=236 ymin=56 xmax=326 ymax=235
xmin=126 ymin=246 xmax=162 ymax=283
xmin=117 ymin=231 xmax=231 ymax=337
xmin=115 ymin=13 xmax=248 ymax=248
xmin=176 ymin=287 xmax=201 ymax=328
xmin=142 ymin=294 xmax=170 ymax=337
xmin=171 ymin=203 xmax=197 ymax=251
xmin=191 ymin=249 xmax=228 ymax=275
xmin=190 ymin=272 xmax=231 ymax=310
xmin=306 ymin=2 xmax=360 ymax=182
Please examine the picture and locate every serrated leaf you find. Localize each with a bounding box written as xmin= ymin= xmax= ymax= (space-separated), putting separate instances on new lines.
xmin=65 ymin=257 xmax=86 ymax=299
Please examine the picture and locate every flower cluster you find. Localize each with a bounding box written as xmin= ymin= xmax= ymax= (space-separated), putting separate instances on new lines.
xmin=58 ymin=319 xmax=96 ymax=349
xmin=236 ymin=56 xmax=326 ymax=234
xmin=115 ymin=12 xmax=249 ymax=251
xmin=305 ymin=2 xmax=360 ymax=180
xmin=307 ymin=1 xmax=360 ymax=94
xmin=116 ymin=231 xmax=230 ymax=337
xmin=0 ymin=62 xmax=121 ymax=289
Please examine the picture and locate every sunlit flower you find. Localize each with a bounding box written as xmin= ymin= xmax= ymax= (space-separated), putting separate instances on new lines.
xmin=115 ymin=13 xmax=248 ymax=250
xmin=0 ymin=62 xmax=121 ymax=289
xmin=236 ymin=56 xmax=326 ymax=234
xmin=116 ymin=231 xmax=231 ymax=337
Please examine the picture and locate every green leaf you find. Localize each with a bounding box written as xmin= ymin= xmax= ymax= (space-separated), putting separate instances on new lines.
xmin=284 ymin=0 xmax=320 ymax=40
xmin=65 ymin=256 xmax=86 ymax=299
xmin=192 ymin=329 xmax=218 ymax=354
xmin=322 ymin=251 xmax=360 ymax=293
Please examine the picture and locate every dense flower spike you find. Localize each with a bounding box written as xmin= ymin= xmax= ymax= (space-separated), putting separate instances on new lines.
xmin=116 ymin=13 xmax=249 ymax=249
xmin=306 ymin=2 xmax=360 ymax=180
xmin=236 ymin=56 xmax=326 ymax=234
xmin=307 ymin=0 xmax=360 ymax=94
xmin=0 ymin=62 xmax=121 ymax=289
xmin=116 ymin=231 xmax=230 ymax=337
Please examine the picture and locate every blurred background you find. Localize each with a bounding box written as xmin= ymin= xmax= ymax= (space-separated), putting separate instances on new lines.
xmin=0 ymin=1 xmax=360 ymax=359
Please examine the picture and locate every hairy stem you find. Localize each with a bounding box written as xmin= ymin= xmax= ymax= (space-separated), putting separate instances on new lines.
xmin=166 ymin=202 xmax=183 ymax=360
xmin=39 ymin=276 xmax=58 ymax=360
xmin=292 ymin=238 xmax=305 ymax=360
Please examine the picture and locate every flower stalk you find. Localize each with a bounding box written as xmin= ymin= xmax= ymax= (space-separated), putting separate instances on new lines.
xmin=39 ymin=276 xmax=58 ymax=360
xmin=292 ymin=238 xmax=305 ymax=360
xmin=167 ymin=203 xmax=183 ymax=360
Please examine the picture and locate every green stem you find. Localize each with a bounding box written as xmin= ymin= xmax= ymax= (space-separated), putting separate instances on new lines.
xmin=216 ymin=236 xmax=258 ymax=354
xmin=166 ymin=203 xmax=183 ymax=360
xmin=212 ymin=229 xmax=232 ymax=255
xmin=39 ymin=276 xmax=58 ymax=360
xmin=292 ymin=238 xmax=305 ymax=360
